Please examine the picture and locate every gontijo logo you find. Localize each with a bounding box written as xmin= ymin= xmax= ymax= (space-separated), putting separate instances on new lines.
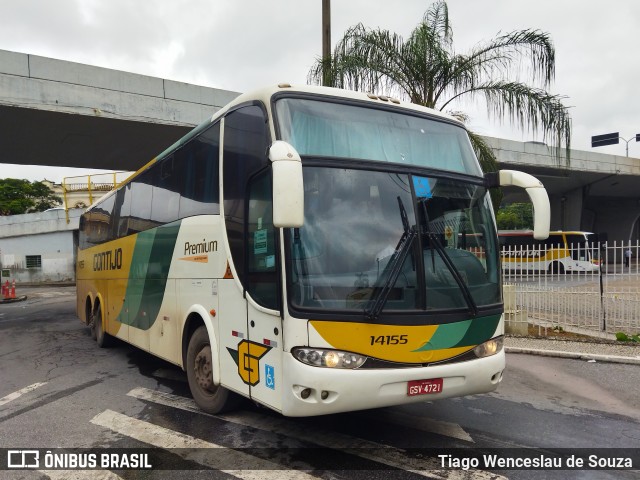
xmin=93 ymin=248 xmax=123 ymax=271
xmin=227 ymin=340 xmax=272 ymax=386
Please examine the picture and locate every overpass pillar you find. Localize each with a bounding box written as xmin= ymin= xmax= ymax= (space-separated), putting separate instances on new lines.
xmin=550 ymin=190 xmax=583 ymax=231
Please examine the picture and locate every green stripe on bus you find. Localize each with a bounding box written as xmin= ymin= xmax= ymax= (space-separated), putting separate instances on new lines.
xmin=411 ymin=314 xmax=500 ymax=351
xmin=454 ymin=314 xmax=501 ymax=348
xmin=120 ymin=221 xmax=181 ymax=330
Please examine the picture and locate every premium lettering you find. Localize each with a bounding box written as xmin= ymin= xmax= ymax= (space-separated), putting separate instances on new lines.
xmin=184 ymin=239 xmax=217 ymax=256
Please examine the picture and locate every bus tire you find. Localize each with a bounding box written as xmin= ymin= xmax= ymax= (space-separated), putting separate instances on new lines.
xmin=90 ymin=315 xmax=97 ymax=341
xmin=548 ymin=262 xmax=564 ymax=274
xmin=94 ymin=304 xmax=112 ymax=348
xmin=187 ymin=326 xmax=239 ymax=414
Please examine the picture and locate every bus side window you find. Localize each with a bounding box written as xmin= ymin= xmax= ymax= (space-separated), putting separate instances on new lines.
xmin=92 ymin=193 xmax=116 ymax=245
xmin=181 ymin=122 xmax=220 ymax=218
xmin=223 ymin=105 xmax=271 ymax=289
xmin=128 ymin=169 xmax=154 ymax=235
xmin=544 ymin=236 xmax=562 ymax=249
xmin=151 ymin=154 xmax=181 ymax=224
xmin=114 ymin=185 xmax=131 ymax=238
xmin=247 ymin=169 xmax=280 ymax=310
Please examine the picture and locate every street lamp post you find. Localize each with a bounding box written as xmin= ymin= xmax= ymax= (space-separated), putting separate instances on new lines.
xmin=322 ymin=0 xmax=331 ymax=87
xmin=591 ymin=132 xmax=640 ymax=157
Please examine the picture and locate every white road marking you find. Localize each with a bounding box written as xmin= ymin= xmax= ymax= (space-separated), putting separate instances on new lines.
xmin=91 ymin=409 xmax=318 ymax=480
xmin=41 ymin=470 xmax=124 ymax=480
xmin=0 ymin=382 xmax=47 ymax=407
xmin=127 ymin=387 xmax=506 ymax=480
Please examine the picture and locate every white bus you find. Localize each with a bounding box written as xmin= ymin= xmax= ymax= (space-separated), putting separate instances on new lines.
xmin=77 ymin=84 xmax=550 ymax=417
xmin=499 ymin=230 xmax=600 ymax=273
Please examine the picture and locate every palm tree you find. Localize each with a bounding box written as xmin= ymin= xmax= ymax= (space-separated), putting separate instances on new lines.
xmin=308 ymin=0 xmax=571 ymax=175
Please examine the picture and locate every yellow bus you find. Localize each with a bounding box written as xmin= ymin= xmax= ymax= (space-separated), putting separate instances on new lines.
xmin=77 ymin=84 xmax=549 ymax=416
xmin=499 ymin=230 xmax=600 ymax=273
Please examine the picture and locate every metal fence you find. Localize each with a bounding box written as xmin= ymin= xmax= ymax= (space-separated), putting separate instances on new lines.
xmin=502 ymin=241 xmax=640 ymax=336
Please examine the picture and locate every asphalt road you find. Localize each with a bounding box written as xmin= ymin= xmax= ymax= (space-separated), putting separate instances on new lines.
xmin=0 ymin=287 xmax=638 ymax=480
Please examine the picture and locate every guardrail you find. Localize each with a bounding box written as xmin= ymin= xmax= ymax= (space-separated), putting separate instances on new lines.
xmin=502 ymin=241 xmax=640 ymax=336
xmin=60 ymin=172 xmax=132 ymax=223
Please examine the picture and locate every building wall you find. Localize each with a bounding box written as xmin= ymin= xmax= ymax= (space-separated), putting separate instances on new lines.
xmin=0 ymin=209 xmax=81 ymax=284
xmin=0 ymin=230 xmax=76 ymax=283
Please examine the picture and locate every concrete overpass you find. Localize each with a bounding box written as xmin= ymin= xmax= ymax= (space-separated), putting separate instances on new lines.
xmin=1 ymin=49 xmax=638 ymax=241
xmin=0 ymin=49 xmax=239 ymax=171
xmin=486 ymin=137 xmax=640 ymax=241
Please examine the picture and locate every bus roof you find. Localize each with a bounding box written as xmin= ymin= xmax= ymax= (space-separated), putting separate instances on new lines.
xmin=86 ymin=84 xmax=466 ymax=213
xmin=213 ymin=83 xmax=463 ymax=125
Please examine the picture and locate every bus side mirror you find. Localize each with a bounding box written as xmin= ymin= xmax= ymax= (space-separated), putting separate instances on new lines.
xmin=269 ymin=141 xmax=304 ymax=228
xmin=485 ymin=170 xmax=550 ymax=240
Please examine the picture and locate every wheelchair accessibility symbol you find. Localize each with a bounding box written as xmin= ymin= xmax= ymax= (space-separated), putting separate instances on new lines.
xmin=265 ymin=364 xmax=275 ymax=390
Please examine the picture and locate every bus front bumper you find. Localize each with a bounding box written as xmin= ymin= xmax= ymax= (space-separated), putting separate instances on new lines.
xmin=280 ymin=349 xmax=505 ymax=417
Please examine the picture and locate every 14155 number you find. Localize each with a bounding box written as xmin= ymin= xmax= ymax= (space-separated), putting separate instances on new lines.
xmin=369 ymin=335 xmax=408 ymax=346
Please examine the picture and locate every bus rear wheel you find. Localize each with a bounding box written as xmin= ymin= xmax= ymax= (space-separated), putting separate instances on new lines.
xmin=93 ymin=304 xmax=112 ymax=348
xmin=186 ymin=326 xmax=239 ymax=414
xmin=548 ymin=262 xmax=565 ymax=274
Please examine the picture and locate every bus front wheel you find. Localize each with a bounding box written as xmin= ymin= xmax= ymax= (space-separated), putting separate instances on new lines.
xmin=186 ymin=326 xmax=239 ymax=414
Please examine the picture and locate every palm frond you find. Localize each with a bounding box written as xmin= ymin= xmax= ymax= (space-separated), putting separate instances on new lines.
xmin=437 ymin=29 xmax=555 ymax=108
xmin=424 ymin=0 xmax=452 ymax=47
xmin=307 ymin=1 xmax=572 ymax=167
xmin=476 ymin=81 xmax=571 ymax=164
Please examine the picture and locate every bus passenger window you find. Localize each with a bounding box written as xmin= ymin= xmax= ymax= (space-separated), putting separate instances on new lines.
xmin=128 ymin=169 xmax=154 ymax=234
xmin=223 ymin=105 xmax=270 ymax=289
xmin=92 ymin=193 xmax=116 ymax=245
xmin=180 ymin=122 xmax=220 ymax=218
xmin=151 ymin=154 xmax=181 ymax=225
xmin=114 ymin=185 xmax=131 ymax=238
xmin=247 ymin=169 xmax=279 ymax=310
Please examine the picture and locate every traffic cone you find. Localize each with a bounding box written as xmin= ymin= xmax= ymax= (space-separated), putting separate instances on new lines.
xmin=2 ymin=280 xmax=8 ymax=299
xmin=10 ymin=280 xmax=16 ymax=299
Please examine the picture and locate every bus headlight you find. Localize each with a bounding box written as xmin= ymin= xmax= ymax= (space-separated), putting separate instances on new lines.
xmin=293 ymin=348 xmax=367 ymax=369
xmin=473 ymin=336 xmax=504 ymax=358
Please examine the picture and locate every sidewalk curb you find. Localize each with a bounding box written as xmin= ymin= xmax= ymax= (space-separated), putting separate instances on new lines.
xmin=506 ymin=347 xmax=640 ymax=365
xmin=0 ymin=295 xmax=28 ymax=305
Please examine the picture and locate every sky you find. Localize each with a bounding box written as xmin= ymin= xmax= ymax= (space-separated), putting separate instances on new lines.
xmin=1 ymin=0 xmax=639 ymax=182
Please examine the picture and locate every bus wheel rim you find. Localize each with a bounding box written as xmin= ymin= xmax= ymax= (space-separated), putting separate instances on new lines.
xmin=194 ymin=345 xmax=215 ymax=392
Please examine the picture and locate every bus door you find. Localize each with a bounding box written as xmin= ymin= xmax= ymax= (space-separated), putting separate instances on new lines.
xmin=221 ymin=104 xmax=282 ymax=411
xmin=244 ymin=169 xmax=283 ymax=412
xmin=245 ymin=298 xmax=282 ymax=411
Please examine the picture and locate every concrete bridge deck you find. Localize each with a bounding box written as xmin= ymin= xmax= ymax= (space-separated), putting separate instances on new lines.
xmin=0 ymin=49 xmax=239 ymax=171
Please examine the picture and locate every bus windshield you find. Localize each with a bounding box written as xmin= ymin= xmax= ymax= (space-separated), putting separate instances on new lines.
xmin=286 ymin=167 xmax=500 ymax=316
xmin=275 ymin=98 xmax=482 ymax=176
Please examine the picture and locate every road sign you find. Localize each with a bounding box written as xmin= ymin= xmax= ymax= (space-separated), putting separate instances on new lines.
xmin=591 ymin=132 xmax=619 ymax=148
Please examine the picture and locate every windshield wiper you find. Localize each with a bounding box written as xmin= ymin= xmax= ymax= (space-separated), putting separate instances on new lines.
xmin=419 ymin=198 xmax=479 ymax=317
xmin=364 ymin=197 xmax=416 ymax=321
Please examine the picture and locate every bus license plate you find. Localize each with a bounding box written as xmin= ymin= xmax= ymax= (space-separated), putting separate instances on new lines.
xmin=407 ymin=378 xmax=443 ymax=396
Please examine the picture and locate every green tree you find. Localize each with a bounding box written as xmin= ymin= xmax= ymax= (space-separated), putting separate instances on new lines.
xmin=309 ymin=0 xmax=571 ymax=176
xmin=496 ymin=202 xmax=534 ymax=230
xmin=0 ymin=179 xmax=62 ymax=215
